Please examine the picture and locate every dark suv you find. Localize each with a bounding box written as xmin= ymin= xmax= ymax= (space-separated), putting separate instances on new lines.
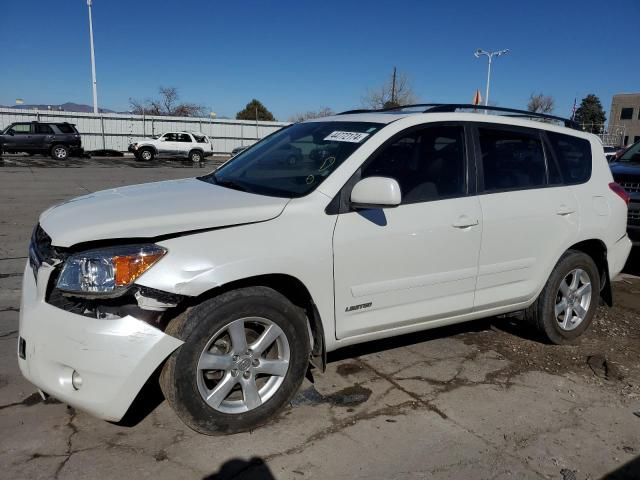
xmin=610 ymin=139 xmax=640 ymax=246
xmin=0 ymin=121 xmax=83 ymax=160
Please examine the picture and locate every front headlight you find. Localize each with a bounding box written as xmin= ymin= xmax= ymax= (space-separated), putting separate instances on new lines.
xmin=57 ymin=244 xmax=166 ymax=296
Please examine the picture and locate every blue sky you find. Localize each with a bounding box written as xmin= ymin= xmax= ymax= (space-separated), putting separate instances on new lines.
xmin=1 ymin=0 xmax=638 ymax=120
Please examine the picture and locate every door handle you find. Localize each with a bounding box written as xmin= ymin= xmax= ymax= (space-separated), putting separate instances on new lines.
xmin=556 ymin=206 xmax=575 ymax=216
xmin=452 ymin=217 xmax=479 ymax=229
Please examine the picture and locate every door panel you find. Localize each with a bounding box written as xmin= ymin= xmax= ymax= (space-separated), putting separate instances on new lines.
xmin=474 ymin=188 xmax=578 ymax=309
xmin=333 ymin=197 xmax=482 ymax=338
xmin=472 ymin=125 xmax=579 ymax=310
xmin=332 ymin=123 xmax=482 ymax=339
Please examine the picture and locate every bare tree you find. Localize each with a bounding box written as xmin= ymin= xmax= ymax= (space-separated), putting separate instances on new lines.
xmin=288 ymin=107 xmax=335 ymax=123
xmin=362 ymin=68 xmax=418 ymax=109
xmin=527 ymin=93 xmax=555 ymax=114
xmin=129 ymin=86 xmax=206 ymax=117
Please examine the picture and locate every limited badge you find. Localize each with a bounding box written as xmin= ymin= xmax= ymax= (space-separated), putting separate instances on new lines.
xmin=324 ymin=131 xmax=370 ymax=143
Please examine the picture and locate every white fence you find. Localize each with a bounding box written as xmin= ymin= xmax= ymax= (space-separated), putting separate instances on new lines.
xmin=0 ymin=108 xmax=289 ymax=154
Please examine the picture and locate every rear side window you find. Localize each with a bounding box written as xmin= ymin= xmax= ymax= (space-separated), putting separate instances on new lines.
xmin=55 ymin=123 xmax=76 ymax=134
xmin=193 ymin=134 xmax=208 ymax=143
xmin=479 ymin=127 xmax=546 ymax=192
xmin=176 ymin=133 xmax=192 ymax=142
xmin=546 ymin=132 xmax=592 ymax=185
xmin=35 ymin=124 xmax=54 ymax=134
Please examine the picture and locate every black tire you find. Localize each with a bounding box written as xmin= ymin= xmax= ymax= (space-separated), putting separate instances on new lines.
xmin=138 ymin=148 xmax=154 ymax=161
xmin=188 ymin=150 xmax=203 ymax=162
xmin=51 ymin=144 xmax=69 ymax=160
xmin=160 ymin=286 xmax=310 ymax=435
xmin=525 ymin=250 xmax=600 ymax=344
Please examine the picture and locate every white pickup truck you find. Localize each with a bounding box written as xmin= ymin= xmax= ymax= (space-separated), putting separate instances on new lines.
xmin=128 ymin=131 xmax=214 ymax=162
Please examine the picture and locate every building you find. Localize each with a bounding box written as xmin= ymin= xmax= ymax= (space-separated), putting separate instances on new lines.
xmin=609 ymin=93 xmax=640 ymax=146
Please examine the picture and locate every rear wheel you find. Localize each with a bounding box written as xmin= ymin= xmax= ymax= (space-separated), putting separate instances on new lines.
xmin=525 ymin=250 xmax=600 ymax=344
xmin=188 ymin=150 xmax=203 ymax=162
xmin=51 ymin=145 xmax=69 ymax=160
xmin=160 ymin=287 xmax=310 ymax=435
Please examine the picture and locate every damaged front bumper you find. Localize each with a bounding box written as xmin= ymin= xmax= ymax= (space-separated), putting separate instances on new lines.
xmin=17 ymin=263 xmax=183 ymax=421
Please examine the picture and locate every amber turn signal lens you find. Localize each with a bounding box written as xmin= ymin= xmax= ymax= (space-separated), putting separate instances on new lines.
xmin=113 ymin=252 xmax=165 ymax=287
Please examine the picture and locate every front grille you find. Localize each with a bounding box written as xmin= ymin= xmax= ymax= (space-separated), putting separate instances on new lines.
xmin=620 ymin=182 xmax=640 ymax=193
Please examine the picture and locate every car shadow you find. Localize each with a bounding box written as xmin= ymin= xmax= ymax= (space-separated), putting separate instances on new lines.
xmin=622 ymin=247 xmax=640 ymax=276
xmin=202 ymin=457 xmax=276 ymax=480
xmin=601 ymin=455 xmax=640 ymax=479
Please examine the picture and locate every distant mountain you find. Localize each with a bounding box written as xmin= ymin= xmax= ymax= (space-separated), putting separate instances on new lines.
xmin=2 ymin=102 xmax=115 ymax=113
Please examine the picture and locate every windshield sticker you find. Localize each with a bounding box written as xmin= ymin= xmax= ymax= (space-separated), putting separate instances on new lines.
xmin=324 ymin=131 xmax=370 ymax=143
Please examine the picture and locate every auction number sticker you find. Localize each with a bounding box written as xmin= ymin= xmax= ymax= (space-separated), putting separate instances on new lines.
xmin=324 ymin=131 xmax=370 ymax=143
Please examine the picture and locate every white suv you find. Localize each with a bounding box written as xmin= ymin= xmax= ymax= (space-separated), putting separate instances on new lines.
xmin=19 ymin=105 xmax=631 ymax=435
xmin=129 ymin=131 xmax=213 ymax=162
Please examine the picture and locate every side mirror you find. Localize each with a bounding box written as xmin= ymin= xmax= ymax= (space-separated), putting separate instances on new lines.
xmin=350 ymin=177 xmax=401 ymax=209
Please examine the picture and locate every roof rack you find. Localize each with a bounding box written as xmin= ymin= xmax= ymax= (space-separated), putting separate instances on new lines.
xmin=337 ymin=103 xmax=581 ymax=130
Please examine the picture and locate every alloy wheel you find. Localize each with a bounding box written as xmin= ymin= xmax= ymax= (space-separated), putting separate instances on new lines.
xmin=555 ymin=268 xmax=592 ymax=331
xmin=196 ymin=317 xmax=290 ymax=414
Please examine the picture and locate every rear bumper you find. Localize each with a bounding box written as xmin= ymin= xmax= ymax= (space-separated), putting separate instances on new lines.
xmin=609 ymin=233 xmax=632 ymax=279
xmin=18 ymin=263 xmax=183 ymax=421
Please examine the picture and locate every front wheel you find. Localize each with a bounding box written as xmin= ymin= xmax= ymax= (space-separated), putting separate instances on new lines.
xmin=160 ymin=287 xmax=310 ymax=435
xmin=51 ymin=145 xmax=69 ymax=160
xmin=525 ymin=250 xmax=600 ymax=344
xmin=138 ymin=148 xmax=154 ymax=161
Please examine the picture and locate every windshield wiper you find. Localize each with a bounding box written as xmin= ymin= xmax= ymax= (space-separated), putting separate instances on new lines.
xmin=213 ymin=175 xmax=248 ymax=192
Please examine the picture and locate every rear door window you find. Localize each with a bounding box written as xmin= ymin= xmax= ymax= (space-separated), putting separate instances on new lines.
xmin=35 ymin=124 xmax=54 ymax=134
xmin=478 ymin=127 xmax=546 ymax=192
xmin=546 ymin=132 xmax=592 ymax=184
xmin=55 ymin=123 xmax=76 ymax=134
xmin=176 ymin=133 xmax=192 ymax=143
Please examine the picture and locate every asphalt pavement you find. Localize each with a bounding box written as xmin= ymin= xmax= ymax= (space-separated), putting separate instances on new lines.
xmin=0 ymin=155 xmax=639 ymax=480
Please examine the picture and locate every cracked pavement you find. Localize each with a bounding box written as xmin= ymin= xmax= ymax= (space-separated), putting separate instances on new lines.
xmin=1 ymin=156 xmax=639 ymax=479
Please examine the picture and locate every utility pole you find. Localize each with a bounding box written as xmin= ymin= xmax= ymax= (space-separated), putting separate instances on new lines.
xmin=255 ymin=106 xmax=259 ymax=140
xmin=87 ymin=0 xmax=99 ymax=114
xmin=391 ymin=66 xmax=397 ymax=105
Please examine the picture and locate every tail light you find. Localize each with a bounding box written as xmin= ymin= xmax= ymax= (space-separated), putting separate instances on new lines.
xmin=609 ymin=182 xmax=630 ymax=205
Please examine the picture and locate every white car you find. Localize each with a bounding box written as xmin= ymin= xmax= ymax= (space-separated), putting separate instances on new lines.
xmin=19 ymin=105 xmax=631 ymax=435
xmin=128 ymin=131 xmax=213 ymax=162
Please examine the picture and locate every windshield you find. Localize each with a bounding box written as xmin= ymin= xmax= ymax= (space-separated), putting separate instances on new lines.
xmin=199 ymin=121 xmax=383 ymax=197
xmin=618 ymin=141 xmax=640 ymax=163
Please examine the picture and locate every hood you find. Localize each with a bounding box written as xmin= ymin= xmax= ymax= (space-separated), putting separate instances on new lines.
xmin=610 ymin=162 xmax=640 ymax=178
xmin=40 ymin=178 xmax=289 ymax=247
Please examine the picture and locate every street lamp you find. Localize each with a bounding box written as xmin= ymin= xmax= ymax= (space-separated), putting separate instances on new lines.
xmin=474 ymin=48 xmax=509 ymax=107
xmin=87 ymin=0 xmax=99 ymax=114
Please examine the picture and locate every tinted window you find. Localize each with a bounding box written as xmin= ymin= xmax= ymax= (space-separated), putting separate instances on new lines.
xmin=162 ymin=133 xmax=177 ymax=141
xmin=176 ymin=133 xmax=192 ymax=142
xmin=546 ymin=132 xmax=592 ymax=184
xmin=8 ymin=123 xmax=31 ymax=134
xmin=361 ymin=125 xmax=466 ymax=204
xmin=479 ymin=127 xmax=546 ymax=191
xmin=620 ymin=108 xmax=634 ymax=120
xmin=193 ymin=134 xmax=208 ymax=143
xmin=55 ymin=123 xmax=76 ymax=134
xmin=35 ymin=124 xmax=54 ymax=134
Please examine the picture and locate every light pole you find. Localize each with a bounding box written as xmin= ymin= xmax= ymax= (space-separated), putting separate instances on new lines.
xmin=474 ymin=48 xmax=509 ymax=107
xmin=87 ymin=0 xmax=99 ymax=114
